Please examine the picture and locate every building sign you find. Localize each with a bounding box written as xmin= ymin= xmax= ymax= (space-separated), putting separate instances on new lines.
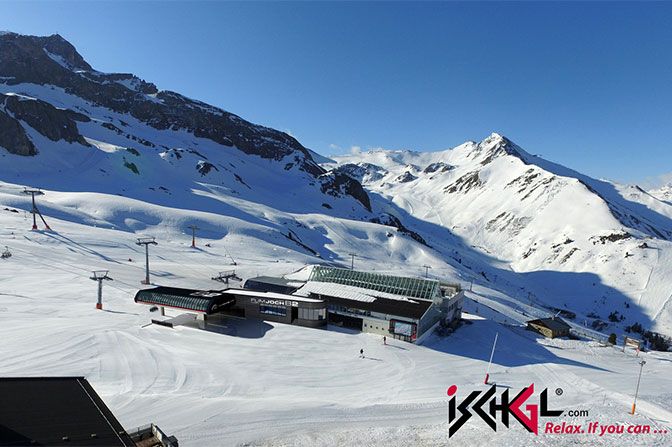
xmin=250 ymin=297 xmax=299 ymax=307
xmin=394 ymin=321 xmax=414 ymax=336
xmin=447 ymin=383 xmax=563 ymax=437
xmin=623 ymin=335 xmax=642 ymax=352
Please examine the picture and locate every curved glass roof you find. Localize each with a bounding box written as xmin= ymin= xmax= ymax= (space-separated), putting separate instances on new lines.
xmin=135 ymin=287 xmax=228 ymax=313
xmin=308 ymin=266 xmax=439 ymax=300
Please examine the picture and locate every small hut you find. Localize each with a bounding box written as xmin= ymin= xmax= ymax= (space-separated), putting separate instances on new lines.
xmin=527 ymin=316 xmax=571 ymax=338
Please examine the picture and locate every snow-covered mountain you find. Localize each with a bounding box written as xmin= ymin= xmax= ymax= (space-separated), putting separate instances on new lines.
xmin=0 ymin=32 xmax=451 ymax=289
xmin=1 ymin=32 xmax=671 ymax=338
xmin=1 ymin=32 xmax=672 ymax=446
xmin=649 ymin=184 xmax=672 ymax=203
xmin=326 ymin=134 xmax=672 ymax=336
xmin=0 ymin=32 xmax=370 ymax=216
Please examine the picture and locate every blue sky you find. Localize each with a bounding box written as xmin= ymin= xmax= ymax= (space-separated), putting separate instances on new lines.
xmin=2 ymin=1 xmax=671 ymax=186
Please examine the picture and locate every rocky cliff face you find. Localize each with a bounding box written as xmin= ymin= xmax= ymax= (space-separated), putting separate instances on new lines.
xmin=0 ymin=32 xmax=373 ymax=212
xmin=0 ymin=93 xmax=90 ymax=150
xmin=0 ymin=32 xmax=321 ymax=175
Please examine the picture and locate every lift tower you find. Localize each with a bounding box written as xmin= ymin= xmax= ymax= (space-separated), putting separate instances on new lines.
xmin=90 ymin=270 xmax=113 ymax=310
xmin=136 ymin=237 xmax=157 ymax=284
xmin=22 ymin=189 xmax=51 ymax=230
xmin=188 ymin=225 xmax=200 ymax=247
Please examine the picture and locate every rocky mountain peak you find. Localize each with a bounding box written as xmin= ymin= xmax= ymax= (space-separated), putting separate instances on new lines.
xmin=474 ymin=133 xmax=538 ymax=168
xmin=0 ymin=32 xmax=324 ymax=175
xmin=0 ymin=32 xmax=373 ymax=213
xmin=37 ymin=33 xmax=93 ymax=71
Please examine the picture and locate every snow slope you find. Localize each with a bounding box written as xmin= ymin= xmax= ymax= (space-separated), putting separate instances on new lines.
xmin=1 ymin=32 xmax=671 ymax=446
xmin=0 ymin=205 xmax=670 ymax=446
xmin=2 ymin=32 xmax=671 ymax=338
xmin=326 ymin=134 xmax=672 ymax=335
xmin=649 ymin=184 xmax=672 ymax=204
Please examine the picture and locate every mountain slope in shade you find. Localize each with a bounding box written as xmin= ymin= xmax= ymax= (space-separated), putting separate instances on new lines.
xmin=0 ymin=32 xmax=370 ymax=214
xmin=326 ymin=134 xmax=672 ymax=335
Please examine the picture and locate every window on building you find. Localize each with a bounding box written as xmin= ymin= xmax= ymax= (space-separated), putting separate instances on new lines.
xmin=298 ymin=307 xmax=327 ymax=320
xmin=260 ymin=305 xmax=286 ymax=317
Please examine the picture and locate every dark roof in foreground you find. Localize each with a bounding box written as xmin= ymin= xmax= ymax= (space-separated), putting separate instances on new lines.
xmin=134 ymin=286 xmax=234 ymax=314
xmin=0 ymin=377 xmax=134 ymax=446
xmin=527 ymin=317 xmax=571 ymax=331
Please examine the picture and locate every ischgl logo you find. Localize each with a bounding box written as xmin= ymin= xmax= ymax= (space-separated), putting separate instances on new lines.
xmin=446 ymin=383 xmax=563 ymax=437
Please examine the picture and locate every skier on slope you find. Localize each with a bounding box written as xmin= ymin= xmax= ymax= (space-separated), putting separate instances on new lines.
xmin=383 ymin=336 xmax=386 ymax=345
xmin=360 ymin=348 xmax=364 ymax=358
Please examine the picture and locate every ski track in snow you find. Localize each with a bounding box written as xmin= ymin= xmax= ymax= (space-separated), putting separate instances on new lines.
xmin=0 ymin=205 xmax=670 ymax=446
xmin=0 ymin=145 xmax=671 ymax=445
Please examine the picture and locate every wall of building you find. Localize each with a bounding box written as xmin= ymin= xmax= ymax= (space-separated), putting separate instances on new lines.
xmin=528 ymin=323 xmax=552 ymax=338
xmin=225 ymin=291 xmax=327 ymax=328
xmin=418 ymin=305 xmax=442 ymax=338
xmin=294 ymin=306 xmax=328 ymax=328
xmin=362 ymin=317 xmax=392 ymax=336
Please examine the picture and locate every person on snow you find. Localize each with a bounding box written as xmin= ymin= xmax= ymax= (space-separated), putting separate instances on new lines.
xmin=360 ymin=348 xmax=364 ymax=358
xmin=383 ymin=336 xmax=387 ymax=345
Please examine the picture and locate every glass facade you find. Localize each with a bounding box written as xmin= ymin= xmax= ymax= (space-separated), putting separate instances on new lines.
xmin=298 ymin=307 xmax=326 ymax=320
xmin=259 ymin=305 xmax=287 ymax=316
xmin=328 ymin=305 xmax=394 ymax=321
xmin=309 ymin=266 xmax=439 ymax=300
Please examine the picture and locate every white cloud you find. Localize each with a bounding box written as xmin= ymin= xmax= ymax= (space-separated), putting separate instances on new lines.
xmin=329 ymin=143 xmax=341 ymax=151
xmin=636 ymin=172 xmax=672 ymax=190
xmin=660 ymin=172 xmax=672 ymax=186
xmin=350 ymin=145 xmax=361 ymax=154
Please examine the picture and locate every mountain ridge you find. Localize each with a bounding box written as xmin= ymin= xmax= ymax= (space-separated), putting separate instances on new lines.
xmin=327 ymin=134 xmax=672 ymax=335
xmin=1 ymin=33 xmax=671 ymax=337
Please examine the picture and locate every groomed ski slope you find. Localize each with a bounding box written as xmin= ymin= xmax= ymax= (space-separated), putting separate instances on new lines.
xmin=0 ymin=193 xmax=671 ymax=446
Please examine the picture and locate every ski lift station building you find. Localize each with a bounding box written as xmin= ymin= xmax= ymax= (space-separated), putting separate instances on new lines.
xmin=134 ymin=266 xmax=464 ymax=343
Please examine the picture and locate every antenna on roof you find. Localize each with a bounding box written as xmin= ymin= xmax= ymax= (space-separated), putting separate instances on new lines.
xmin=553 ymin=310 xmax=561 ymax=320
xmin=90 ymin=270 xmax=113 ymax=310
xmin=136 ymin=237 xmax=157 ymax=284
xmin=422 ymin=264 xmax=432 ymax=278
xmin=22 ymin=188 xmax=51 ymax=230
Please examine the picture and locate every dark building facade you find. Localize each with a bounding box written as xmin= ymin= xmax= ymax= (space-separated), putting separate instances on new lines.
xmin=134 ymin=287 xmax=327 ymax=329
xmin=220 ymin=289 xmax=327 ymax=328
